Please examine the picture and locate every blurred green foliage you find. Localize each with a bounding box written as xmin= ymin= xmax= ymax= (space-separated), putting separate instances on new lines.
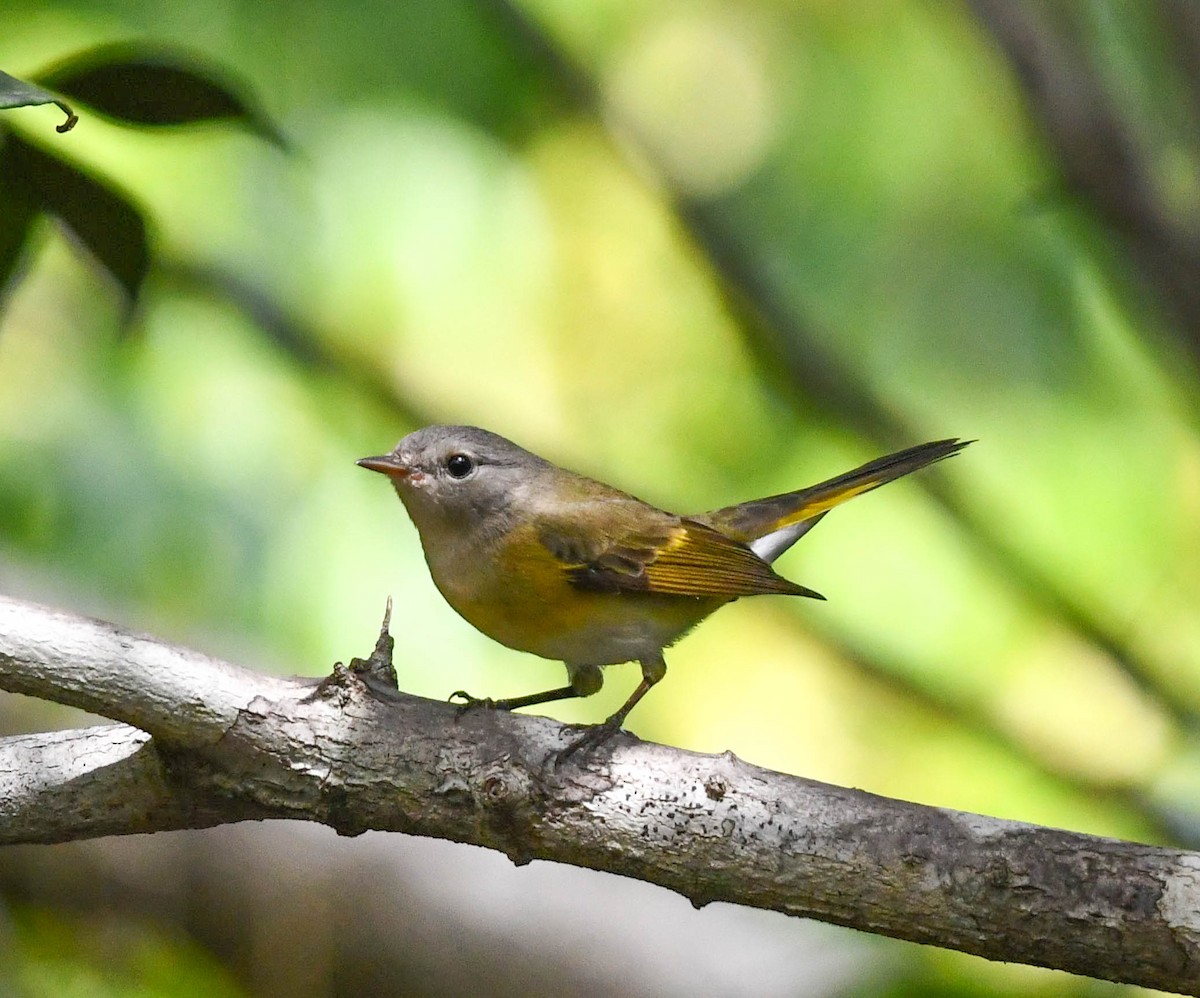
xmin=4 ymin=905 xmax=245 ymax=998
xmin=2 ymin=0 xmax=1199 ymax=995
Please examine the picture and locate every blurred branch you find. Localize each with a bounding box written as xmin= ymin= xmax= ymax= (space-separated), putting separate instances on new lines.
xmin=155 ymin=258 xmax=434 ymax=429
xmin=2 ymin=596 xmax=1200 ymax=993
xmin=482 ymin=0 xmax=1200 ymax=730
xmin=795 ymin=609 xmax=1182 ymax=844
xmin=967 ymin=0 xmax=1200 ymax=364
xmin=1161 ymin=0 xmax=1200 ymax=110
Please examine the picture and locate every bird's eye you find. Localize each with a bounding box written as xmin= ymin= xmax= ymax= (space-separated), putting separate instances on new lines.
xmin=446 ymin=453 xmax=475 ymax=479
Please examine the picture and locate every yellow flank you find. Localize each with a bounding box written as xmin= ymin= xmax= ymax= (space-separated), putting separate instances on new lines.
xmin=438 ymin=519 xmax=720 ymax=665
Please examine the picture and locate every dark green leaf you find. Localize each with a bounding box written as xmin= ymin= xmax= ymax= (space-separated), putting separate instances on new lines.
xmin=0 ymin=146 xmax=40 ymax=296
xmin=2 ymin=134 xmax=148 ymax=308
xmin=35 ymin=43 xmax=286 ymax=148
xmin=0 ymin=69 xmax=77 ymax=131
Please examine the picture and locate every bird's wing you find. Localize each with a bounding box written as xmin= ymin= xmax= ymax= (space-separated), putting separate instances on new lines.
xmin=537 ymin=504 xmax=822 ymax=600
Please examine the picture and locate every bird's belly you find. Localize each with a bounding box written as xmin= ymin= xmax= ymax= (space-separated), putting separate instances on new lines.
xmin=462 ymin=587 xmax=716 ymax=666
xmin=428 ymin=537 xmax=720 ymax=666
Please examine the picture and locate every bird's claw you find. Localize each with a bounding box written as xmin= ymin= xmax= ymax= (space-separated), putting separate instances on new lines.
xmin=555 ymin=718 xmax=623 ymax=765
xmin=449 ymin=690 xmax=495 ymax=716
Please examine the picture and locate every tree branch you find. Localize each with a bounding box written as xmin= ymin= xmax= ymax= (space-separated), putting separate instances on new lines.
xmin=0 ymin=724 xmax=249 ymax=842
xmin=2 ymin=595 xmax=1199 ymax=993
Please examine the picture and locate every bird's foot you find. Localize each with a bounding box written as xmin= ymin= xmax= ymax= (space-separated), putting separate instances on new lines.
xmin=448 ymin=690 xmax=499 ymax=716
xmin=555 ymin=717 xmax=624 ymax=765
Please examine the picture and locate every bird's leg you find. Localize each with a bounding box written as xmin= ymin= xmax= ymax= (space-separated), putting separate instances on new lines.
xmin=451 ymin=664 xmax=603 ymax=714
xmin=450 ymin=685 xmax=577 ymax=712
xmin=557 ymin=654 xmax=666 ymax=761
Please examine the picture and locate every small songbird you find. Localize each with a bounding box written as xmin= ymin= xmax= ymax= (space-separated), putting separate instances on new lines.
xmin=359 ymin=426 xmax=968 ymax=750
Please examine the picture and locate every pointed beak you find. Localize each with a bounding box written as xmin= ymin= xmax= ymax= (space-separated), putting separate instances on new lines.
xmin=357 ymin=454 xmax=410 ymax=478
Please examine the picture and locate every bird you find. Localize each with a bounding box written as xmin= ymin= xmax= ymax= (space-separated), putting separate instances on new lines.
xmin=358 ymin=425 xmax=968 ymax=752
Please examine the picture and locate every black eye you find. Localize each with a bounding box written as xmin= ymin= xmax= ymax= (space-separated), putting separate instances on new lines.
xmin=446 ymin=453 xmax=474 ymax=479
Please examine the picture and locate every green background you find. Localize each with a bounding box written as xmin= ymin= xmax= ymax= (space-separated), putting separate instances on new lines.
xmin=2 ymin=1 xmax=1198 ymax=995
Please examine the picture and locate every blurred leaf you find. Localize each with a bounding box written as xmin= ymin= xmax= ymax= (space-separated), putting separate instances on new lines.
xmin=35 ymin=43 xmax=287 ymax=149
xmin=2 ymin=134 xmax=148 ymax=308
xmin=0 ymin=69 xmax=77 ymax=131
xmin=0 ymin=150 xmax=40 ymax=294
xmin=9 ymin=904 xmax=247 ymax=998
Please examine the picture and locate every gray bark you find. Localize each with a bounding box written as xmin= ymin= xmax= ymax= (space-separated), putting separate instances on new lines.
xmin=2 ymin=594 xmax=1199 ymax=993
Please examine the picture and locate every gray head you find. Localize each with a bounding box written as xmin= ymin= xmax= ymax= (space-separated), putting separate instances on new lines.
xmin=357 ymin=425 xmax=553 ymax=533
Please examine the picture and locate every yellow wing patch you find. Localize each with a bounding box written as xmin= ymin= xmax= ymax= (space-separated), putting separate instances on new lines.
xmin=549 ymin=519 xmax=821 ymax=600
xmin=642 ymin=522 xmax=814 ymax=597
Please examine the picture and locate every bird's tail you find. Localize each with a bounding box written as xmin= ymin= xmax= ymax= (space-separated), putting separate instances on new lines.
xmin=703 ymin=438 xmax=970 ymax=563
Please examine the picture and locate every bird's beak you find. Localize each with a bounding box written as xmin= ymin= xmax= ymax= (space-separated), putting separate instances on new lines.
xmin=356 ymin=454 xmax=410 ymax=478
